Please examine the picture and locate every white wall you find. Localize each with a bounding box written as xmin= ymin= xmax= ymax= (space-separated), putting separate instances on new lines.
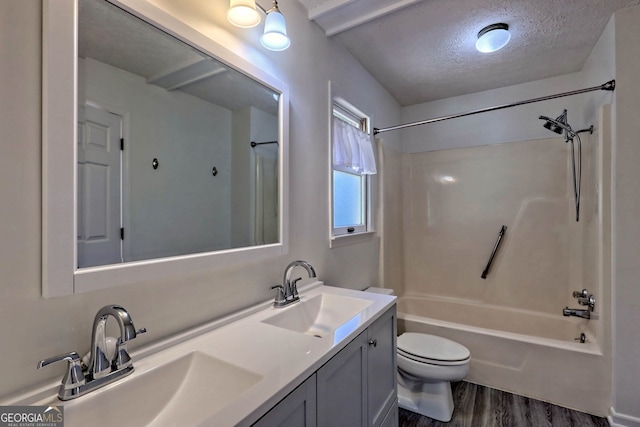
xmin=0 ymin=0 xmax=400 ymax=397
xmin=81 ymin=57 xmax=234 ymax=260
xmin=610 ymin=5 xmax=640 ymax=426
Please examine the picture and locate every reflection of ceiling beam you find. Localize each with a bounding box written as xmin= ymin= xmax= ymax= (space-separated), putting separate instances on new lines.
xmin=309 ymin=0 xmax=423 ymax=37
xmin=147 ymin=58 xmax=226 ymax=91
xmin=307 ymin=0 xmax=358 ymax=20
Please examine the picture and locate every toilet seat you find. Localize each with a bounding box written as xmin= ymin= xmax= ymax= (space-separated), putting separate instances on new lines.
xmin=398 ymin=333 xmax=470 ymax=366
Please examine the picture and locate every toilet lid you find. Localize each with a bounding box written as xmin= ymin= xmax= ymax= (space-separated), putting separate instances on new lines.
xmin=397 ymin=333 xmax=470 ymax=362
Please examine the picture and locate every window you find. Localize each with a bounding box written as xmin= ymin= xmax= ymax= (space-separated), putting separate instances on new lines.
xmin=331 ymin=99 xmax=377 ymax=239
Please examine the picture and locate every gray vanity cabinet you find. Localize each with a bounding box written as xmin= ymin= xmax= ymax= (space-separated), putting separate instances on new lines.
xmin=317 ymin=306 xmax=397 ymax=427
xmin=253 ymin=375 xmax=317 ymax=427
xmin=252 ymin=306 xmax=397 ymax=427
xmin=366 ymin=307 xmax=398 ymax=427
xmin=317 ymin=331 xmax=368 ymax=426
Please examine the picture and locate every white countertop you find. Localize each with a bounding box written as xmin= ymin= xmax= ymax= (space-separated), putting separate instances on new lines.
xmin=5 ymin=282 xmax=396 ymax=426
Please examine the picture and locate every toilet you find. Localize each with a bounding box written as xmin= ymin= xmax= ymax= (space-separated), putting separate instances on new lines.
xmin=362 ymin=288 xmax=471 ymax=422
xmin=396 ymin=332 xmax=471 ymax=422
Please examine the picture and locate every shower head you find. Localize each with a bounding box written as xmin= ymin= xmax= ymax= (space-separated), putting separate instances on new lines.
xmin=539 ymin=109 xmax=570 ymax=135
xmin=543 ymin=118 xmax=564 ymax=134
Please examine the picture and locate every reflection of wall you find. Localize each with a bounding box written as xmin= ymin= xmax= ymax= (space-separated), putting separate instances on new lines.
xmin=250 ymin=108 xmax=279 ymax=245
xmin=230 ymin=107 xmax=278 ymax=248
xmin=79 ymin=58 xmax=232 ymax=261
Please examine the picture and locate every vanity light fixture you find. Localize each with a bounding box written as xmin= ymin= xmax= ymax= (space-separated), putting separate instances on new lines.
xmin=475 ymin=23 xmax=510 ymax=53
xmin=227 ymin=0 xmax=291 ymax=51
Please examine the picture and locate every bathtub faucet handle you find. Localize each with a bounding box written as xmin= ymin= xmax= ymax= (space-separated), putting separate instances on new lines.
xmin=577 ymin=294 xmax=595 ymax=312
xmin=572 ymin=289 xmax=588 ymax=299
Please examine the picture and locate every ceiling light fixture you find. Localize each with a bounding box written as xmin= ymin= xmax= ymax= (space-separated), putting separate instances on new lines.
xmin=227 ymin=0 xmax=290 ymax=51
xmin=475 ymin=23 xmax=510 ymax=53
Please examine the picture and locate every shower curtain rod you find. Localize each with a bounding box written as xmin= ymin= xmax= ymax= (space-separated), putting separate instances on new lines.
xmin=373 ymin=79 xmax=616 ymax=135
xmin=250 ymin=140 xmax=278 ymax=147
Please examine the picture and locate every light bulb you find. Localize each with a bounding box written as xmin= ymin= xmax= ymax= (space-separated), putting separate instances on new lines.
xmin=227 ymin=0 xmax=261 ymax=28
xmin=260 ymin=10 xmax=290 ymax=51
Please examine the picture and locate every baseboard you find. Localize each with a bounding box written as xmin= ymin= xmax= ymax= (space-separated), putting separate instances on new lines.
xmin=609 ymin=407 xmax=640 ymax=427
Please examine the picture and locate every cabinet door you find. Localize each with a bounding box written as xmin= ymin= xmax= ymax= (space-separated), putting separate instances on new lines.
xmin=367 ymin=306 xmax=398 ymax=427
xmin=317 ymin=331 xmax=368 ymax=427
xmin=253 ymin=375 xmax=317 ymax=427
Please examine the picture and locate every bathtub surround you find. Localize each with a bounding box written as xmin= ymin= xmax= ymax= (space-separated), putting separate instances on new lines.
xmin=394 ymin=99 xmax=611 ymax=414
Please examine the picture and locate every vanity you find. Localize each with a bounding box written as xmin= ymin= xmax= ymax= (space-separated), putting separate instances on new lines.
xmin=7 ymin=283 xmax=397 ymax=426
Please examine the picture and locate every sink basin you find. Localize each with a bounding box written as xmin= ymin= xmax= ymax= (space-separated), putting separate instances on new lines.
xmin=262 ymin=293 xmax=373 ymax=340
xmin=60 ymin=351 xmax=262 ymax=427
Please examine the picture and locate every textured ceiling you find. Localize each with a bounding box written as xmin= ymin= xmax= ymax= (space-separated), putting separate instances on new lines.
xmin=299 ymin=0 xmax=640 ymax=106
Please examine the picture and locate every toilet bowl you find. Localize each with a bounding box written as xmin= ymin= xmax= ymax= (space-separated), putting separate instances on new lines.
xmin=397 ymin=332 xmax=470 ymax=422
xmin=360 ymin=289 xmax=471 ymax=422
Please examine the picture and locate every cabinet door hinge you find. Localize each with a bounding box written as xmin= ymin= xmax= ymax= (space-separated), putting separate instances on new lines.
xmin=120 ymin=228 xmax=124 ymax=240
xmin=120 ymin=138 xmax=124 ymax=151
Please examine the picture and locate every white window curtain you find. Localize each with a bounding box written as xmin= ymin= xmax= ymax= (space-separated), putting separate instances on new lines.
xmin=332 ymin=118 xmax=377 ymax=175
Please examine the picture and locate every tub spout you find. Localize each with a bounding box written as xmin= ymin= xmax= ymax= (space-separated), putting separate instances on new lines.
xmin=563 ymin=307 xmax=590 ymax=319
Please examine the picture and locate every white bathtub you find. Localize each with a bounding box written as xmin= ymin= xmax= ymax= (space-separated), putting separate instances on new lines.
xmin=397 ymin=295 xmax=610 ymax=416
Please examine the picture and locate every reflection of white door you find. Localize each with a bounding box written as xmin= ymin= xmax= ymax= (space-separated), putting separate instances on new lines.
xmin=253 ymin=144 xmax=278 ymax=245
xmin=77 ymin=104 xmax=122 ymax=268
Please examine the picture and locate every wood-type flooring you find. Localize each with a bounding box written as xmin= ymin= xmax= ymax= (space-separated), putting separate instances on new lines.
xmin=398 ymin=382 xmax=609 ymax=427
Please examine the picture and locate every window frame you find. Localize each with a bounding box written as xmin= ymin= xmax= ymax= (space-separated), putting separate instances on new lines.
xmin=330 ymin=98 xmax=374 ymax=242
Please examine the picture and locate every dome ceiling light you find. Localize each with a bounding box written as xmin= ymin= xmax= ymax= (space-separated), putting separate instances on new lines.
xmin=476 ymin=23 xmax=510 ymax=53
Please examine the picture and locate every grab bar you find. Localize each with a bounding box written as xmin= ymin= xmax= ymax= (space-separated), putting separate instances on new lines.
xmin=481 ymin=225 xmax=507 ymax=279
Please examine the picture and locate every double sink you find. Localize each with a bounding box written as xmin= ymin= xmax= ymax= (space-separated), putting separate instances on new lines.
xmin=20 ymin=284 xmax=394 ymax=426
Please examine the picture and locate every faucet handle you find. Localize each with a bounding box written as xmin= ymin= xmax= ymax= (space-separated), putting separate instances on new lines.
xmin=291 ymin=277 xmax=302 ymax=299
xmin=578 ymin=294 xmax=596 ymax=311
xmin=572 ymin=289 xmax=589 ymax=298
xmin=114 ymin=328 xmax=145 ymax=370
xmin=37 ymin=351 xmax=86 ymax=391
xmin=270 ymin=285 xmax=287 ymax=307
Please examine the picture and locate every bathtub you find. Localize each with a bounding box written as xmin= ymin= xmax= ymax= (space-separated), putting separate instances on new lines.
xmin=397 ymin=294 xmax=610 ymax=416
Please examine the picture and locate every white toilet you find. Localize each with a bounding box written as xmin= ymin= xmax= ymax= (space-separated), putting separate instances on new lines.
xmin=396 ymin=332 xmax=471 ymax=422
xmin=362 ymin=288 xmax=471 ymax=422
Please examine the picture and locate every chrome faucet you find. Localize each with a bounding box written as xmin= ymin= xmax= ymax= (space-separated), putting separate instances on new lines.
xmin=37 ymin=305 xmax=146 ymax=400
xmin=563 ymin=291 xmax=596 ymax=320
xmin=563 ymin=307 xmax=591 ymax=319
xmin=271 ymin=260 xmax=317 ymax=307
xmin=88 ymin=305 xmax=143 ymax=380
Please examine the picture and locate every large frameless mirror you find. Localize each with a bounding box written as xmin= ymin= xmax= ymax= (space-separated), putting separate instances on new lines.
xmin=42 ymin=0 xmax=289 ymax=296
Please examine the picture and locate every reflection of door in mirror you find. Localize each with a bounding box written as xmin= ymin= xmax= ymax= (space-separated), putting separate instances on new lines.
xmin=254 ymin=143 xmax=278 ymax=245
xmin=77 ymin=104 xmax=123 ymax=268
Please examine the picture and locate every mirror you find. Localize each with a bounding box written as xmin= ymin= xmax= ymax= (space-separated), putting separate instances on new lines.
xmin=42 ymin=0 xmax=289 ymax=296
xmin=77 ymin=0 xmax=280 ymax=267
